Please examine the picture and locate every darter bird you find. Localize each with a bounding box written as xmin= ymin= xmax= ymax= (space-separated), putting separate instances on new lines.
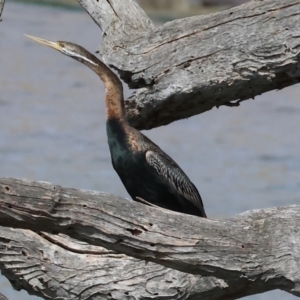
xmin=25 ymin=35 xmax=207 ymax=218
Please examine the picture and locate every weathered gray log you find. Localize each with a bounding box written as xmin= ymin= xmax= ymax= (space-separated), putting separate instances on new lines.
xmin=0 ymin=177 xmax=299 ymax=299
xmin=0 ymin=228 xmax=230 ymax=300
xmin=77 ymin=0 xmax=300 ymax=129
xmin=0 ymin=0 xmax=5 ymax=21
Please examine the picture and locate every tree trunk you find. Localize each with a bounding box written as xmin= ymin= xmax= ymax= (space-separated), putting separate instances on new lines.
xmin=0 ymin=178 xmax=300 ymax=300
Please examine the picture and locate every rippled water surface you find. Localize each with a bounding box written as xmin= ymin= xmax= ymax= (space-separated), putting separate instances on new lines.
xmin=0 ymin=2 xmax=300 ymax=300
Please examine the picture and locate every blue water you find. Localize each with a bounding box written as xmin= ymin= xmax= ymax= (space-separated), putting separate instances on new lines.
xmin=0 ymin=2 xmax=299 ymax=299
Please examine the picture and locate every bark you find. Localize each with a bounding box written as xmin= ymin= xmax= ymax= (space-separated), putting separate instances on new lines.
xmin=0 ymin=177 xmax=299 ymax=299
xmin=77 ymin=0 xmax=300 ymax=129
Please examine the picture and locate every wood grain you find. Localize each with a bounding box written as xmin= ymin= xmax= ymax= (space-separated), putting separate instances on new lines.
xmin=77 ymin=0 xmax=300 ymax=129
xmin=0 ymin=177 xmax=299 ymax=299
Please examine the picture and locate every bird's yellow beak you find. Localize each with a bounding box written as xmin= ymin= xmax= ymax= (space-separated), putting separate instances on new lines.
xmin=24 ymin=34 xmax=62 ymax=51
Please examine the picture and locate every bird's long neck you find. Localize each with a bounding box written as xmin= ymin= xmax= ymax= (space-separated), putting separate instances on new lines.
xmin=79 ymin=52 xmax=125 ymax=121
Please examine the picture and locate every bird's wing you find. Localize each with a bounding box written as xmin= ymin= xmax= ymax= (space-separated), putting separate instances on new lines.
xmin=145 ymin=149 xmax=205 ymax=213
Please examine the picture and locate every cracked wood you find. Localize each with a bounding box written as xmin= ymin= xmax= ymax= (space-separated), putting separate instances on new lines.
xmin=77 ymin=0 xmax=300 ymax=129
xmin=0 ymin=177 xmax=299 ymax=299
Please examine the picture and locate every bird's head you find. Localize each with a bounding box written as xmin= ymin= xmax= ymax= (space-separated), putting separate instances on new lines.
xmin=25 ymin=34 xmax=98 ymax=66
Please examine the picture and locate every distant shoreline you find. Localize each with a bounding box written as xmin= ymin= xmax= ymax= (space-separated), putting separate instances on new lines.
xmin=12 ymin=0 xmax=224 ymax=21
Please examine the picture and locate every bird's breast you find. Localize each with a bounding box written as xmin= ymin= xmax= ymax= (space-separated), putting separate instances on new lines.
xmin=107 ymin=119 xmax=142 ymax=168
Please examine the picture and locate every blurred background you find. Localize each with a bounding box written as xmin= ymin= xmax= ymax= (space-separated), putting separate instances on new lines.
xmin=0 ymin=0 xmax=299 ymax=299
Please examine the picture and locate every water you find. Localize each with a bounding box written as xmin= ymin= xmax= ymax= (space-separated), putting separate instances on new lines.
xmin=0 ymin=2 xmax=299 ymax=299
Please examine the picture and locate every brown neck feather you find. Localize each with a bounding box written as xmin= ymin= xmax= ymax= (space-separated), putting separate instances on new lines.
xmin=78 ymin=51 xmax=125 ymax=121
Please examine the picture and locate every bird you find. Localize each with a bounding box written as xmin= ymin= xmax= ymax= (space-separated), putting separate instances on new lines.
xmin=25 ymin=34 xmax=207 ymax=218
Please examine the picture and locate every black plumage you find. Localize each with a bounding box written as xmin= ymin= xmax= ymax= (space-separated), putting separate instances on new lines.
xmin=107 ymin=118 xmax=206 ymax=217
xmin=26 ymin=35 xmax=207 ymax=218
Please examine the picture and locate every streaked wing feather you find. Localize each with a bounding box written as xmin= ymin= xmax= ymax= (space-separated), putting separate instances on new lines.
xmin=145 ymin=150 xmax=204 ymax=211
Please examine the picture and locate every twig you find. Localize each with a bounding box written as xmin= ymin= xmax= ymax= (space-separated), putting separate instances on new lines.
xmin=0 ymin=0 xmax=5 ymax=22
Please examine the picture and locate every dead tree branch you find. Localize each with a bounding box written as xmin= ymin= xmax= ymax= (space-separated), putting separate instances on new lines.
xmin=77 ymin=0 xmax=300 ymax=129
xmin=0 ymin=177 xmax=299 ymax=299
xmin=0 ymin=0 xmax=5 ymax=21
xmin=0 ymin=227 xmax=228 ymax=300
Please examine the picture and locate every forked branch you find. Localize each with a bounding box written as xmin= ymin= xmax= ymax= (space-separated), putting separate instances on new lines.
xmin=77 ymin=0 xmax=300 ymax=129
